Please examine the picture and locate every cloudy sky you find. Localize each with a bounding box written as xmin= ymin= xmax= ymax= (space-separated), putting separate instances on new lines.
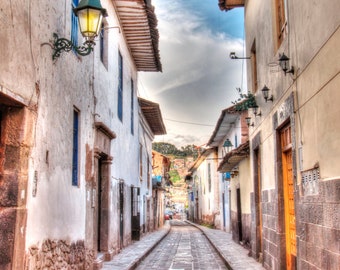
xmin=139 ymin=0 xmax=246 ymax=148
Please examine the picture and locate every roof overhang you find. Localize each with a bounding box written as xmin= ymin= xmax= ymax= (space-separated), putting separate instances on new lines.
xmin=207 ymin=105 xmax=240 ymax=147
xmin=218 ymin=141 xmax=249 ymax=172
xmin=114 ymin=0 xmax=162 ymax=72
xmin=218 ymin=0 xmax=245 ymax=11
xmin=188 ymin=148 xmax=215 ymax=173
xmin=139 ymin=97 xmax=166 ymax=135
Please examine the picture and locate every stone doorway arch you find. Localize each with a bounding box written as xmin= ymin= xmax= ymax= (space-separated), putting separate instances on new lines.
xmin=88 ymin=122 xmax=115 ymax=266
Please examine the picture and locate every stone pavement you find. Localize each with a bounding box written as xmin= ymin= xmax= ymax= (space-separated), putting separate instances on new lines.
xmin=101 ymin=221 xmax=171 ymax=270
xmin=186 ymin=221 xmax=265 ymax=270
xmin=102 ymin=219 xmax=265 ymax=270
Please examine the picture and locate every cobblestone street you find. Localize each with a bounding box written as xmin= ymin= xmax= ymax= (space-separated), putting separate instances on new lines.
xmin=136 ymin=220 xmax=228 ymax=270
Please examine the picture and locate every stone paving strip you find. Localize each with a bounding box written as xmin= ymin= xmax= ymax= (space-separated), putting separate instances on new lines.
xmin=186 ymin=221 xmax=265 ymax=270
xmin=103 ymin=220 xmax=265 ymax=270
xmin=102 ymin=222 xmax=171 ymax=270
xmin=136 ymin=221 xmax=228 ymax=270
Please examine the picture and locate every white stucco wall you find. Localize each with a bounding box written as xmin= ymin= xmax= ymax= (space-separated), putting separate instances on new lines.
xmin=0 ymin=0 xmax=143 ymax=251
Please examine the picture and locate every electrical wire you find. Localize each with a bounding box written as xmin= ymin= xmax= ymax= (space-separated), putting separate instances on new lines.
xmin=164 ymin=118 xmax=242 ymax=128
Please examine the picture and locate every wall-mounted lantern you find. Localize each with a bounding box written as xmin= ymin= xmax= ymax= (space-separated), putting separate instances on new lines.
xmin=245 ymin=117 xmax=254 ymax=127
xmin=252 ymin=104 xmax=262 ymax=117
xmin=223 ymin=139 xmax=233 ymax=154
xmin=230 ymin=169 xmax=239 ymax=178
xmin=261 ymin=85 xmax=273 ymax=102
xmin=278 ymin=53 xmax=294 ymax=75
xmin=51 ymin=0 xmax=107 ymax=60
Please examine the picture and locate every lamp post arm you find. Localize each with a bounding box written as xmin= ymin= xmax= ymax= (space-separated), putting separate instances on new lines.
xmin=51 ymin=33 xmax=95 ymax=60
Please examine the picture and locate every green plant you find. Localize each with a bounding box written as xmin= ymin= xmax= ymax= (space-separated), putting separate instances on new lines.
xmin=231 ymin=88 xmax=257 ymax=111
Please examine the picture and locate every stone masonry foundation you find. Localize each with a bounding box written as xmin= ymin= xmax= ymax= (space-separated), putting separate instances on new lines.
xmin=26 ymin=239 xmax=94 ymax=270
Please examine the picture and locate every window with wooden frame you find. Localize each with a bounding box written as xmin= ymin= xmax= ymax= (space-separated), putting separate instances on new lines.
xmin=275 ymin=0 xmax=288 ymax=48
xmin=139 ymin=144 xmax=143 ymax=180
xmin=130 ymin=79 xmax=134 ymax=135
xmin=147 ymin=157 xmax=150 ymax=189
xmin=118 ymin=51 xmax=123 ymax=122
xmin=71 ymin=0 xmax=79 ymax=49
xmin=208 ymin=163 xmax=212 ymax=193
xmin=72 ymin=108 xmax=80 ymax=186
xmin=251 ymin=40 xmax=258 ymax=92
xmin=100 ymin=22 xmax=108 ymax=69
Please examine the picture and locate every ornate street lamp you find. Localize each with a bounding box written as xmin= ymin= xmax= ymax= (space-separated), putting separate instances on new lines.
xmin=51 ymin=0 xmax=107 ymax=60
xmin=223 ymin=139 xmax=233 ymax=155
xmin=261 ymin=85 xmax=273 ymax=102
xmin=278 ymin=53 xmax=294 ymax=75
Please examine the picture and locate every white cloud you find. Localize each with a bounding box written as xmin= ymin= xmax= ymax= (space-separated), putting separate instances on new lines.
xmin=139 ymin=0 xmax=246 ymax=148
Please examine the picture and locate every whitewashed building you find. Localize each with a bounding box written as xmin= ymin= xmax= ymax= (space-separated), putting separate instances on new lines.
xmin=186 ymin=148 xmax=220 ymax=227
xmin=138 ymin=98 xmax=166 ymax=236
xmin=0 ymin=0 xmax=162 ymax=269
xmin=206 ymin=105 xmax=250 ymax=240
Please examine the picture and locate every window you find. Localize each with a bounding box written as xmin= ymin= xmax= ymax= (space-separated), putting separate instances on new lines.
xmin=100 ymin=22 xmax=108 ymax=68
xmin=147 ymin=157 xmax=150 ymax=189
xmin=139 ymin=144 xmax=143 ymax=180
xmin=130 ymin=79 xmax=134 ymax=135
xmin=234 ymin=134 xmax=238 ymax=148
xmin=72 ymin=109 xmax=80 ymax=186
xmin=71 ymin=0 xmax=79 ymax=48
xmin=118 ymin=51 xmax=123 ymax=121
xmin=275 ymin=0 xmax=287 ymax=48
xmin=208 ymin=163 xmax=211 ymax=192
xmin=250 ymin=40 xmax=258 ymax=92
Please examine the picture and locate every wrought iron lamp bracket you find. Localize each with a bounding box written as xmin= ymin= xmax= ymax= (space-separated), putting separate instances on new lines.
xmin=52 ymin=33 xmax=95 ymax=60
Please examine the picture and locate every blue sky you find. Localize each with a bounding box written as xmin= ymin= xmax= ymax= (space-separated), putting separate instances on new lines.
xmin=179 ymin=0 xmax=244 ymax=38
xmin=139 ymin=0 xmax=246 ymax=147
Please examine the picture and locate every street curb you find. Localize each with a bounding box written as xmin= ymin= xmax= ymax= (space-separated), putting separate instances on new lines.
xmin=129 ymin=223 xmax=171 ymax=270
xmin=185 ymin=220 xmax=233 ymax=270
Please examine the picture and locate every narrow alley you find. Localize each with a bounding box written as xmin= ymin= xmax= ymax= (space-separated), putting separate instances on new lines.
xmin=0 ymin=0 xmax=339 ymax=269
xmin=102 ymin=219 xmax=265 ymax=270
xmin=136 ymin=220 xmax=227 ymax=270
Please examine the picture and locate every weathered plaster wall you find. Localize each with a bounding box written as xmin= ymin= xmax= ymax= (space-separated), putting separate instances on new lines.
xmin=0 ymin=0 xmax=145 ymax=268
xmin=238 ymin=158 xmax=251 ymax=213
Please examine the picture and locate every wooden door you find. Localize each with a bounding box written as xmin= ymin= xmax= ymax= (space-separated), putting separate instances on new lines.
xmin=96 ymin=159 xmax=103 ymax=251
xmin=131 ymin=187 xmax=141 ymax=240
xmin=119 ymin=182 xmax=124 ymax=248
xmin=281 ymin=125 xmax=296 ymax=269
xmin=236 ymin=188 xmax=243 ymax=242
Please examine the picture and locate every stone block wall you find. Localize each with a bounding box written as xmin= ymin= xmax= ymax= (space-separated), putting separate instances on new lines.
xmin=26 ymin=239 xmax=94 ymax=270
xmin=201 ymin=214 xmax=214 ymax=226
xmin=297 ymin=178 xmax=340 ymax=269
xmin=261 ymin=189 xmax=280 ymax=269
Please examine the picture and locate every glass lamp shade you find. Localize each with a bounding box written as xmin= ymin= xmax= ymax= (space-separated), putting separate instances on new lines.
xmin=261 ymin=85 xmax=269 ymax=99
xmin=77 ymin=8 xmax=103 ymax=40
xmin=73 ymin=0 xmax=107 ymax=41
xmin=279 ymin=53 xmax=290 ymax=72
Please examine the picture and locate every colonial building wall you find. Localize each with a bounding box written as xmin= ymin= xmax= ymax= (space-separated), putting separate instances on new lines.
xmin=244 ymin=0 xmax=340 ymax=268
xmin=293 ymin=27 xmax=340 ymax=269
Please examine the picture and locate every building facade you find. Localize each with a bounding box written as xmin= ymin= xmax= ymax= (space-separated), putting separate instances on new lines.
xmin=207 ymin=106 xmax=251 ymax=245
xmin=0 ymin=0 xmax=162 ymax=269
xmin=151 ymin=150 xmax=171 ymax=229
xmin=187 ymin=148 xmax=221 ymax=227
xmin=220 ymin=0 xmax=340 ymax=269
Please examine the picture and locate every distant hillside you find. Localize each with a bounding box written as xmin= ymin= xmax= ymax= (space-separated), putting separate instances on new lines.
xmin=152 ymin=142 xmax=203 ymax=159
